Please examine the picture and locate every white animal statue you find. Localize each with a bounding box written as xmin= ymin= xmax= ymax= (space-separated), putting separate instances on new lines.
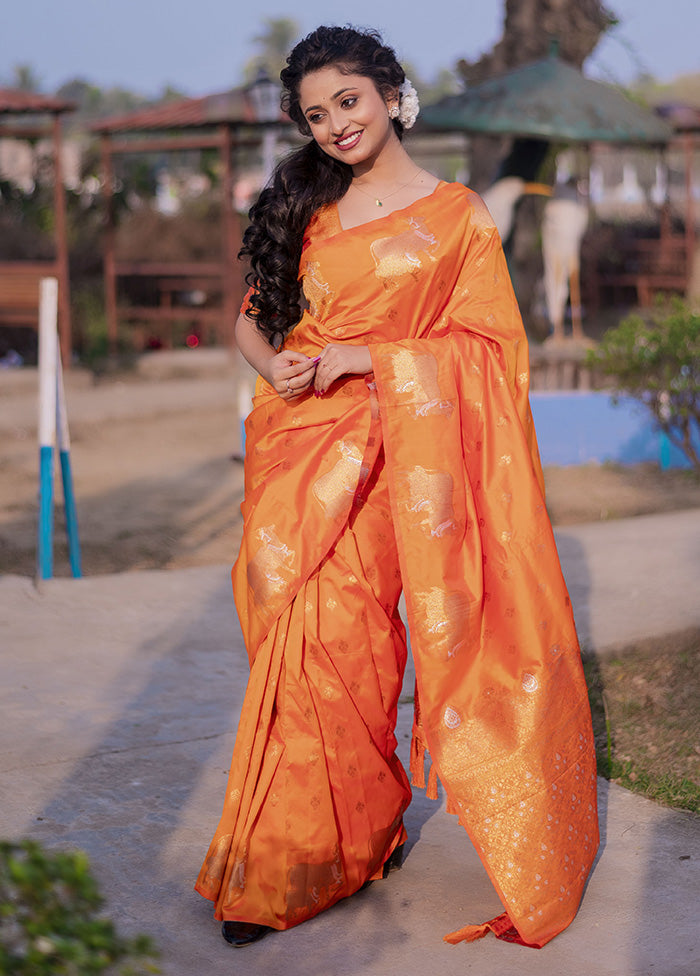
xmin=541 ymin=189 xmax=589 ymax=341
xmin=481 ymin=177 xmax=526 ymax=242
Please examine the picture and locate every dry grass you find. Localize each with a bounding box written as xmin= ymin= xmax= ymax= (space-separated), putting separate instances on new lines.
xmin=585 ymin=629 xmax=700 ymax=813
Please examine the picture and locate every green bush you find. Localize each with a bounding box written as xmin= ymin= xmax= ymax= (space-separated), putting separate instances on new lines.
xmin=0 ymin=840 xmax=159 ymax=975
xmin=587 ymin=300 xmax=700 ymax=472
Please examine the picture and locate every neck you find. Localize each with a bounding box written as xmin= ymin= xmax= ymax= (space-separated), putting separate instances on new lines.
xmin=351 ymin=137 xmax=414 ymax=185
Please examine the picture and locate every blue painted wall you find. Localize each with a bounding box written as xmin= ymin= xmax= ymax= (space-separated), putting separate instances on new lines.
xmin=530 ymin=392 xmax=696 ymax=469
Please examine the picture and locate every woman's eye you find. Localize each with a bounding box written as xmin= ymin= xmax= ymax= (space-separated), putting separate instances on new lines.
xmin=341 ymin=96 xmax=357 ymax=109
xmin=308 ymin=113 xmax=324 ymax=124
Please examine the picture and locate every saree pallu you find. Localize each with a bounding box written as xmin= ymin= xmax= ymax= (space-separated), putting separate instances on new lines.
xmin=196 ymin=182 xmax=599 ymax=947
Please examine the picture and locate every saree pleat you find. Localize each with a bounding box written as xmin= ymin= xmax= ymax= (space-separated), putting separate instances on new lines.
xmin=196 ymin=182 xmax=599 ymax=946
xmin=196 ymin=449 xmax=411 ymax=928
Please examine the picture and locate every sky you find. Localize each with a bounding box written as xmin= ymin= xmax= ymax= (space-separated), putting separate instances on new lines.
xmin=2 ymin=0 xmax=698 ymax=97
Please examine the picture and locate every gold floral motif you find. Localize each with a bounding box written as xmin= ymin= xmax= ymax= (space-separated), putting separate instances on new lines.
xmin=370 ymin=217 xmax=439 ymax=287
xmin=401 ymin=465 xmax=456 ymax=538
xmin=413 ymin=587 xmax=472 ymax=659
xmin=302 ymin=260 xmax=334 ymax=319
xmin=387 ymin=348 xmax=453 ymax=417
xmin=247 ymin=525 xmax=296 ymax=607
xmin=312 ymin=439 xmax=363 ymax=519
xmin=230 ymin=853 xmax=247 ymax=891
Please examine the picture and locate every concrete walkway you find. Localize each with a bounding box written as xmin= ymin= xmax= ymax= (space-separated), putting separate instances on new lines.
xmin=2 ymin=509 xmax=699 ymax=975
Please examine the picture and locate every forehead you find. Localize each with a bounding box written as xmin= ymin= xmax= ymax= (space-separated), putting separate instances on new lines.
xmin=299 ymin=66 xmax=375 ymax=109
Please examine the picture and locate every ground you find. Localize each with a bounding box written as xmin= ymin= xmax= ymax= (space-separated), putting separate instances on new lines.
xmin=1 ymin=360 xmax=699 ymax=577
xmin=1 ymin=358 xmax=698 ymax=812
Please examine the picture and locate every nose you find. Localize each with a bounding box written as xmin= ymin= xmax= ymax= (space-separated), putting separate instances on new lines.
xmin=328 ymin=108 xmax=348 ymax=138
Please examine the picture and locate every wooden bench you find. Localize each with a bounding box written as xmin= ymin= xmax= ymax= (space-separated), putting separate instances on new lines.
xmin=589 ymin=236 xmax=689 ymax=309
xmin=114 ymin=263 xmax=234 ymax=350
xmin=0 ymin=263 xmax=59 ymax=328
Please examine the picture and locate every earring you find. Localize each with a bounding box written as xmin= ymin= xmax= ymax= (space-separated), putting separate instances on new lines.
xmin=388 ymin=104 xmax=400 ymax=119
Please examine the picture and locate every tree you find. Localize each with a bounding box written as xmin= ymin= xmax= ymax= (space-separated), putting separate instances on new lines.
xmin=459 ymin=0 xmax=617 ymax=83
xmin=9 ymin=63 xmax=42 ymax=92
xmin=457 ymin=0 xmax=617 ymax=188
xmin=244 ymin=17 xmax=299 ymax=83
xmin=587 ymin=301 xmax=700 ymax=472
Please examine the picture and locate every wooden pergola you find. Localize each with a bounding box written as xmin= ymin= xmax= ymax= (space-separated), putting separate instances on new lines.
xmin=91 ymin=87 xmax=289 ymax=352
xmin=0 ymin=90 xmax=75 ymax=364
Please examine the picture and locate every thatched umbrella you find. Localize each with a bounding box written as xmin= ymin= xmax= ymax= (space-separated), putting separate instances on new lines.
xmin=422 ymin=50 xmax=673 ymax=145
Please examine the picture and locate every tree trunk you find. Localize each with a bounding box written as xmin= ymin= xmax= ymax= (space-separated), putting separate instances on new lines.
xmin=458 ymin=0 xmax=616 ymax=338
xmin=458 ymin=0 xmax=616 ymax=82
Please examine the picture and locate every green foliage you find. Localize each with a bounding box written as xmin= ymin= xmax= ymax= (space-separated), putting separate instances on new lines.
xmin=71 ymin=287 xmax=135 ymax=374
xmin=244 ymin=17 xmax=299 ymax=82
xmin=587 ymin=300 xmax=700 ymax=471
xmin=0 ymin=840 xmax=159 ymax=975
xmin=594 ymin=757 xmax=700 ymax=813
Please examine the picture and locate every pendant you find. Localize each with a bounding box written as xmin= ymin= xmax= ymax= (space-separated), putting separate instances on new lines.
xmin=376 ymin=199 xmax=382 ymax=206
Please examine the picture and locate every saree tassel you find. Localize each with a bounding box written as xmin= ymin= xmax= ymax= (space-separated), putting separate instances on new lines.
xmin=409 ymin=727 xmax=426 ymax=788
xmin=426 ymin=761 xmax=439 ymax=801
xmin=444 ymin=913 xmax=542 ymax=948
xmin=443 ymin=912 xmax=519 ymax=946
xmin=445 ymin=792 xmax=459 ymax=816
xmin=443 ymin=921 xmax=492 ymax=944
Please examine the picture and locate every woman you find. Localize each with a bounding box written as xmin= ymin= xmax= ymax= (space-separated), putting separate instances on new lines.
xmin=196 ymin=25 xmax=599 ymax=950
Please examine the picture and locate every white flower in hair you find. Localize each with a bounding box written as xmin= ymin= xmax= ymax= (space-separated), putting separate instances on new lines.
xmin=398 ymin=79 xmax=420 ymax=129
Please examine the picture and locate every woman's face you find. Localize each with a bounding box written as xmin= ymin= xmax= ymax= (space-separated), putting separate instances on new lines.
xmin=298 ymin=65 xmax=398 ymax=169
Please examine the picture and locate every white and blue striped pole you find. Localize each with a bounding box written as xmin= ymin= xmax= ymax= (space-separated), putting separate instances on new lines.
xmin=56 ymin=352 xmax=82 ymax=577
xmin=37 ymin=278 xmax=58 ymax=580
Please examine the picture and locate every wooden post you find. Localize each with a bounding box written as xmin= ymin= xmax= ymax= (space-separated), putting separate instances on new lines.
xmin=684 ymin=132 xmax=696 ymax=285
xmin=101 ymin=134 xmax=119 ymax=356
xmin=221 ymin=123 xmax=237 ymax=348
xmin=52 ymin=113 xmax=72 ymax=367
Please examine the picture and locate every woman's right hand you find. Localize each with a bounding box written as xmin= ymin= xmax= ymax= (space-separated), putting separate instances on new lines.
xmin=264 ymin=350 xmax=319 ymax=401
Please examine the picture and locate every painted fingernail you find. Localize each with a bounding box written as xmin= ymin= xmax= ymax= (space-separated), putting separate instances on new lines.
xmin=310 ymin=355 xmax=321 ymax=364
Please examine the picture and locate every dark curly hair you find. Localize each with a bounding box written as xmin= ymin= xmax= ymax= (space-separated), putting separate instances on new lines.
xmin=240 ymin=26 xmax=406 ymax=344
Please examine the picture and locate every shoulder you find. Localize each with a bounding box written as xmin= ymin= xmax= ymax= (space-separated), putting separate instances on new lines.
xmin=440 ymin=182 xmax=496 ymax=226
xmin=303 ymin=202 xmax=337 ymax=242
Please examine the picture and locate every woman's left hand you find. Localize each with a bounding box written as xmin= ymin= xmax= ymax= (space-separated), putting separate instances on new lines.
xmin=314 ymin=343 xmax=372 ymax=395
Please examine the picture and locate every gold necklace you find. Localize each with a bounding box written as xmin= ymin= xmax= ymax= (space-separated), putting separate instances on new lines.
xmin=352 ymin=168 xmax=424 ymax=207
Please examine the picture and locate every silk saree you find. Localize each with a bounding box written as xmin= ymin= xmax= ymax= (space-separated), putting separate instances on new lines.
xmin=195 ymin=182 xmax=599 ymax=947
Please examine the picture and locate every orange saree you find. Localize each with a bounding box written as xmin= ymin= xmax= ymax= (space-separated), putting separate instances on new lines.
xmin=195 ymin=182 xmax=599 ymax=947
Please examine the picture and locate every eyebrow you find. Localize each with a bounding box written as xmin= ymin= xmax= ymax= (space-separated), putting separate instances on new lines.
xmin=303 ymin=87 xmax=356 ymax=116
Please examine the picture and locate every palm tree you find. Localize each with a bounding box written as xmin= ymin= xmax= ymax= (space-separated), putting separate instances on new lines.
xmin=244 ymin=18 xmax=299 ymax=83
xmin=11 ymin=64 xmax=42 ymax=92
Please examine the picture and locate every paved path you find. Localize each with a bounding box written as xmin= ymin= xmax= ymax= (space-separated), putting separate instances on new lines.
xmin=2 ymin=508 xmax=699 ymax=975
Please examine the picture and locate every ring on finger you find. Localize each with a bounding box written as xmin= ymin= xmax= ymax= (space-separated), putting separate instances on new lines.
xmin=286 ymin=379 xmax=292 ymax=392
